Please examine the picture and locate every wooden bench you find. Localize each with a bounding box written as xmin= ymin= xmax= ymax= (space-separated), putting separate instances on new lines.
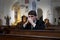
xmin=0 ymin=26 xmax=60 ymax=40
xmin=0 ymin=34 xmax=60 ymax=40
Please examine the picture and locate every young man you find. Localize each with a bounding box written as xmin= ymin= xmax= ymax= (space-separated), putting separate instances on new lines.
xmin=23 ymin=10 xmax=45 ymax=30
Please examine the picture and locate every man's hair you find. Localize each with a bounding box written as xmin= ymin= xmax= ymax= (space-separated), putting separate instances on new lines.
xmin=28 ymin=10 xmax=37 ymax=16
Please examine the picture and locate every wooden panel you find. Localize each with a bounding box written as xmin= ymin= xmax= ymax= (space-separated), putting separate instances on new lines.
xmin=0 ymin=25 xmax=60 ymax=40
xmin=0 ymin=34 xmax=59 ymax=40
xmin=10 ymin=30 xmax=60 ymax=37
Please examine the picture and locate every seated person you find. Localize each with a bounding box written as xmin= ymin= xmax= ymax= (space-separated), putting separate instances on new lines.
xmin=17 ymin=15 xmax=28 ymax=29
xmin=21 ymin=10 xmax=45 ymax=30
xmin=44 ymin=19 xmax=51 ymax=27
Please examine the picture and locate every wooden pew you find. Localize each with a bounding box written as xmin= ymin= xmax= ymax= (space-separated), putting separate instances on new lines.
xmin=0 ymin=25 xmax=60 ymax=40
xmin=0 ymin=34 xmax=60 ymax=40
xmin=9 ymin=30 xmax=60 ymax=37
xmin=9 ymin=30 xmax=60 ymax=40
xmin=0 ymin=29 xmax=60 ymax=40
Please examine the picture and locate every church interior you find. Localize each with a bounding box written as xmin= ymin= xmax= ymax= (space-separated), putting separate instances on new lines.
xmin=0 ymin=0 xmax=60 ymax=40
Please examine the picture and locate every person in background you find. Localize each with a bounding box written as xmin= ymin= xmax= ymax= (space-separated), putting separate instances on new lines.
xmin=17 ymin=15 xmax=28 ymax=29
xmin=4 ymin=15 xmax=11 ymax=26
xmin=22 ymin=10 xmax=45 ymax=30
xmin=44 ymin=19 xmax=51 ymax=27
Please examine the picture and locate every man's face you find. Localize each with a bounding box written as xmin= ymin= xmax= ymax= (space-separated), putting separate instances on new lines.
xmin=28 ymin=15 xmax=36 ymax=21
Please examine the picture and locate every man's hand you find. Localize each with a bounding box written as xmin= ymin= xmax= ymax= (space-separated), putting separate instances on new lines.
xmin=28 ymin=18 xmax=36 ymax=27
xmin=28 ymin=18 xmax=33 ymax=23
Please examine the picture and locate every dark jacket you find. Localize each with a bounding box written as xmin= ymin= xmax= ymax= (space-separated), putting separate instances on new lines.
xmin=20 ymin=20 xmax=45 ymax=30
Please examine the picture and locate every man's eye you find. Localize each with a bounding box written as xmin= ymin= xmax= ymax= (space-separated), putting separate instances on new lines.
xmin=31 ymin=16 xmax=33 ymax=17
xmin=28 ymin=16 xmax=30 ymax=17
xmin=28 ymin=16 xmax=34 ymax=17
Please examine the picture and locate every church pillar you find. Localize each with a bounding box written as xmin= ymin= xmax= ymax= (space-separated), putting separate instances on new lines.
xmin=47 ymin=7 xmax=54 ymax=25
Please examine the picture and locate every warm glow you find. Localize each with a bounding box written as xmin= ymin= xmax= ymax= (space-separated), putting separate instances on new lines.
xmin=17 ymin=8 xmax=21 ymax=23
xmin=11 ymin=4 xmax=21 ymax=25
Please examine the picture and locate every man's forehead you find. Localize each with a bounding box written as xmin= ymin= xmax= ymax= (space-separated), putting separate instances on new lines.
xmin=28 ymin=15 xmax=35 ymax=16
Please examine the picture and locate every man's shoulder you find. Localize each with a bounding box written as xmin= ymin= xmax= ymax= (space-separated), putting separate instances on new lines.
xmin=36 ymin=20 xmax=41 ymax=24
xmin=36 ymin=20 xmax=45 ymax=24
xmin=36 ymin=20 xmax=41 ymax=23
